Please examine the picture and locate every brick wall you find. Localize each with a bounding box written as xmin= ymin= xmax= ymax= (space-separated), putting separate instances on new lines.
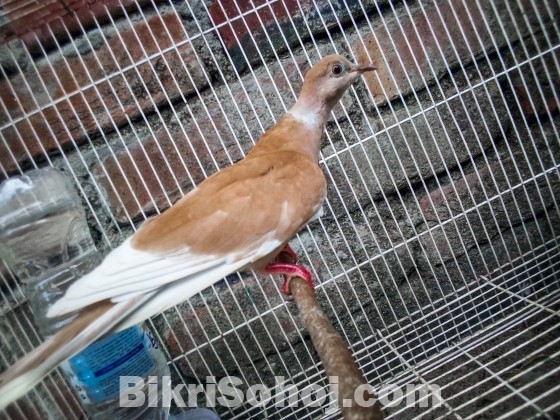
xmin=0 ymin=0 xmax=559 ymax=418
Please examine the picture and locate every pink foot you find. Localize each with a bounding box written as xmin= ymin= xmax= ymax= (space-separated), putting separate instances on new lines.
xmin=261 ymin=262 xmax=314 ymax=296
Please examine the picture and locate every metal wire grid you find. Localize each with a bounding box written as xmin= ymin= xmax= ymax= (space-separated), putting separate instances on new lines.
xmin=0 ymin=0 xmax=558 ymax=418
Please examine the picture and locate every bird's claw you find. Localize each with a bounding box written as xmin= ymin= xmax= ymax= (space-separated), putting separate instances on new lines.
xmin=261 ymin=262 xmax=314 ymax=296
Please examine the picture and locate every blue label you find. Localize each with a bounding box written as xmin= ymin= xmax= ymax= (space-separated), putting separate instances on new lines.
xmin=68 ymin=325 xmax=156 ymax=403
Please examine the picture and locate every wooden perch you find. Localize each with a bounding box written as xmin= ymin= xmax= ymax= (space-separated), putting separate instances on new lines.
xmin=289 ymin=277 xmax=384 ymax=420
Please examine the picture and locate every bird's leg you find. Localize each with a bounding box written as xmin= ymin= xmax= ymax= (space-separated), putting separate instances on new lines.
xmin=260 ymin=244 xmax=314 ymax=295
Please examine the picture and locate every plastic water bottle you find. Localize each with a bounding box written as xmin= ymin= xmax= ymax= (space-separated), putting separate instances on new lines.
xmin=0 ymin=168 xmax=170 ymax=419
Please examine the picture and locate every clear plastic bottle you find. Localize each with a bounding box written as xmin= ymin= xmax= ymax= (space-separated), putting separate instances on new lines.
xmin=0 ymin=167 xmax=170 ymax=419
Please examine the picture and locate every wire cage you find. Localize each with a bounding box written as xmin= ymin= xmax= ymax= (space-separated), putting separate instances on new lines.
xmin=0 ymin=0 xmax=559 ymax=418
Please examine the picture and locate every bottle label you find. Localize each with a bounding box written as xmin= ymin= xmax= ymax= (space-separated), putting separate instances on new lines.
xmin=61 ymin=325 xmax=156 ymax=403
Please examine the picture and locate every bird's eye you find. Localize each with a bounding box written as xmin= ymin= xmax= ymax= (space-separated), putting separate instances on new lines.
xmin=331 ymin=62 xmax=344 ymax=77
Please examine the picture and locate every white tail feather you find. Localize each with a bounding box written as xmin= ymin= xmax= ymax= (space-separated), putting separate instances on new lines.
xmin=0 ymin=293 xmax=153 ymax=411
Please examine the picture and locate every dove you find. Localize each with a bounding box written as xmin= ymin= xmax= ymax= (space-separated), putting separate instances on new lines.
xmin=0 ymin=54 xmax=376 ymax=409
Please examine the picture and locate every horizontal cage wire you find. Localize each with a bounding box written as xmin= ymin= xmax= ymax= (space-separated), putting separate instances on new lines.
xmin=0 ymin=0 xmax=559 ymax=418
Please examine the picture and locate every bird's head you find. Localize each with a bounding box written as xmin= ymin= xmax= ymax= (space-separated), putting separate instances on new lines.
xmin=300 ymin=54 xmax=376 ymax=110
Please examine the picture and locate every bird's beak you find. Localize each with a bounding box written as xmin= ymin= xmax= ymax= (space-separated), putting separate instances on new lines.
xmin=350 ymin=63 xmax=377 ymax=73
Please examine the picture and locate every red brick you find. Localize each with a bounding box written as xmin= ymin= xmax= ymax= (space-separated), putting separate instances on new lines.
xmin=355 ymin=0 xmax=497 ymax=105
xmin=0 ymin=0 xmax=156 ymax=54
xmin=162 ymin=276 xmax=298 ymax=378
xmin=208 ymin=0 xmax=379 ymax=71
xmin=356 ymin=0 xmax=559 ymax=106
xmin=94 ymin=130 xmax=203 ymax=223
xmin=419 ymin=164 xmax=495 ymax=221
xmin=417 ymin=163 xmax=499 ymax=264
xmin=0 ymin=12 xmax=208 ymax=176
xmin=417 ymin=144 xmax=560 ymax=266
xmin=91 ymin=99 xmax=242 ymax=223
xmin=164 ymin=303 xmax=216 ymax=358
xmin=509 ymin=49 xmax=560 ymax=119
xmin=208 ymin=0 xmax=307 ymax=51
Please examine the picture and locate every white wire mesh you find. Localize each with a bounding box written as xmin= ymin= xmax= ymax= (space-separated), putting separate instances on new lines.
xmin=0 ymin=0 xmax=558 ymax=418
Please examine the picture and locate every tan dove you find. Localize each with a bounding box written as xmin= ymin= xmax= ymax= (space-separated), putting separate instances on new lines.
xmin=0 ymin=54 xmax=376 ymax=409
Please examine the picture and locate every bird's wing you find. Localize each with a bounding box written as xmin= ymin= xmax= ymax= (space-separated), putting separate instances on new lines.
xmin=48 ymin=151 xmax=326 ymax=318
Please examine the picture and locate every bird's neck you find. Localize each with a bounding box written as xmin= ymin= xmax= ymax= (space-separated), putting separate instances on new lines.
xmin=248 ymin=92 xmax=331 ymax=163
xmin=287 ymin=93 xmax=329 ymax=130
xmin=248 ymin=99 xmax=328 ymax=162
